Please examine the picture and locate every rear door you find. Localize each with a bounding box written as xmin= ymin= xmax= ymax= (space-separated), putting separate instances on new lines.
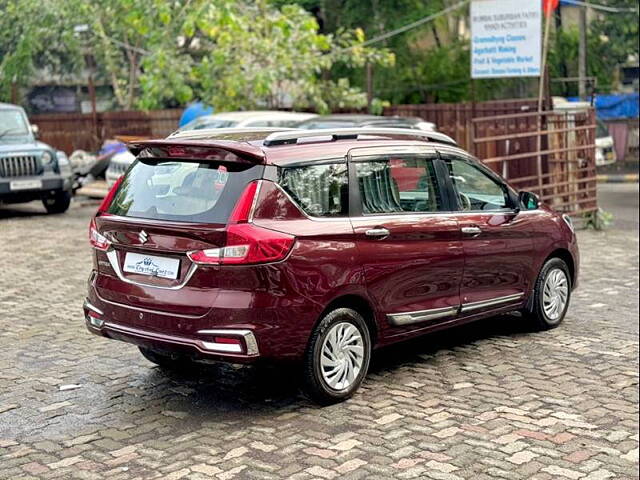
xmin=94 ymin=157 xmax=263 ymax=316
xmin=438 ymin=149 xmax=535 ymax=314
xmin=348 ymin=146 xmax=464 ymax=334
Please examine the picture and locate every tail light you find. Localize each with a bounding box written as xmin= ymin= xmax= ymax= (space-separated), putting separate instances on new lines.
xmin=89 ymin=176 xmax=123 ymax=250
xmin=89 ymin=217 xmax=111 ymax=251
xmin=187 ymin=181 xmax=295 ymax=265
xmin=97 ymin=176 xmax=123 ymax=214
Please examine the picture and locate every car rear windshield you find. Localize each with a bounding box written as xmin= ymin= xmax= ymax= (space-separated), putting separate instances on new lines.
xmin=108 ymin=158 xmax=263 ymax=224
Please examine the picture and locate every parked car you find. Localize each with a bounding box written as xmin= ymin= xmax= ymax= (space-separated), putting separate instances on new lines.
xmin=101 ymin=112 xmax=318 ymax=186
xmin=104 ymin=142 xmax=137 ymax=188
xmin=595 ymin=118 xmax=617 ymax=166
xmin=84 ymin=127 xmax=579 ymax=404
xmin=0 ymin=103 xmax=73 ymax=213
xmin=296 ymin=114 xmax=436 ymax=131
xmin=177 ymin=110 xmax=317 ymax=132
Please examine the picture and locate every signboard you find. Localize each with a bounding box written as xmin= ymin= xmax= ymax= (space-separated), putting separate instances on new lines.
xmin=471 ymin=0 xmax=542 ymax=79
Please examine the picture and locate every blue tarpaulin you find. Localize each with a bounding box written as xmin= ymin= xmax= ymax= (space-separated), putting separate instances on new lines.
xmin=568 ymin=94 xmax=640 ymax=120
xmin=179 ymin=102 xmax=214 ymax=127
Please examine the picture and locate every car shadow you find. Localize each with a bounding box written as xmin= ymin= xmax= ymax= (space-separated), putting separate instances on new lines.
xmin=133 ymin=313 xmax=535 ymax=415
xmin=0 ymin=203 xmax=48 ymax=219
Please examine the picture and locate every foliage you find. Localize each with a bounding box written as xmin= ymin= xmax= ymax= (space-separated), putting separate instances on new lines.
xmin=280 ymin=0 xmax=639 ymax=104
xmin=0 ymin=0 xmax=393 ymax=113
xmin=584 ymin=208 xmax=613 ymax=230
xmin=184 ymin=1 xmax=394 ymax=113
xmin=549 ymin=7 xmax=639 ymax=97
xmin=589 ymin=0 xmax=639 ymax=66
xmin=0 ymin=0 xmax=82 ymax=101
xmin=2 ymin=0 xmax=637 ymax=110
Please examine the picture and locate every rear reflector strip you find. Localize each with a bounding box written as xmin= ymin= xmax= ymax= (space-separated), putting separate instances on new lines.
xmin=87 ymin=315 xmax=104 ymax=328
xmin=201 ymin=341 xmax=243 ymax=353
xmin=198 ymin=329 xmax=259 ymax=356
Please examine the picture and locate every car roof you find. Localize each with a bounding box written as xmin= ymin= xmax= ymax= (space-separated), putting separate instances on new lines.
xmin=132 ymin=128 xmax=459 ymax=166
xmin=196 ymin=111 xmax=316 ymax=121
xmin=259 ymin=138 xmax=449 ymax=165
xmin=296 ymin=114 xmax=427 ymax=127
xmin=0 ymin=102 xmax=23 ymax=110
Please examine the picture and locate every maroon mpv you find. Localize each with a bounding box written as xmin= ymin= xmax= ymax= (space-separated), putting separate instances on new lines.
xmin=84 ymin=127 xmax=579 ymax=404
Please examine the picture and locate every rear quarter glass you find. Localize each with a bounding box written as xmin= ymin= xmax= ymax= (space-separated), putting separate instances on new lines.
xmin=107 ymin=158 xmax=264 ymax=224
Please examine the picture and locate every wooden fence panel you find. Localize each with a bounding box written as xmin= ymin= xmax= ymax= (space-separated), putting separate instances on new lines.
xmin=30 ymin=101 xmax=596 ymax=216
xmin=31 ymin=109 xmax=182 ymax=154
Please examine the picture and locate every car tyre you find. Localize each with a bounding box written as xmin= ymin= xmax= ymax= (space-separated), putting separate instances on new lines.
xmin=138 ymin=346 xmax=193 ymax=371
xmin=43 ymin=190 xmax=71 ymax=214
xmin=523 ymin=257 xmax=572 ymax=330
xmin=302 ymin=308 xmax=371 ymax=405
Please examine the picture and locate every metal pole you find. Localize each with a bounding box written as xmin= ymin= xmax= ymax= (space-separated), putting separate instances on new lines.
xmin=578 ymin=4 xmax=588 ymax=100
xmin=537 ymin=10 xmax=553 ymax=196
xmin=85 ymin=50 xmax=99 ymax=144
xmin=469 ymin=78 xmax=477 ymax=155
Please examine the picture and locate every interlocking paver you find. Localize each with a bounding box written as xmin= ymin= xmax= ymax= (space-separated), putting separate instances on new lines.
xmin=0 ymin=201 xmax=638 ymax=479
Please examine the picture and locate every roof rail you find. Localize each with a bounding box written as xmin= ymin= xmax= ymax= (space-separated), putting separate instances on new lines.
xmin=262 ymin=127 xmax=457 ymax=147
xmin=167 ymin=127 xmax=298 ymax=140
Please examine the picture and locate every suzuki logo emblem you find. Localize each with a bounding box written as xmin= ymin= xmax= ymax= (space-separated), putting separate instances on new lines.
xmin=138 ymin=230 xmax=148 ymax=244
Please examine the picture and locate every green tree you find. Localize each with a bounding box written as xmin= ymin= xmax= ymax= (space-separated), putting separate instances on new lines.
xmin=0 ymin=0 xmax=82 ymax=102
xmin=1 ymin=0 xmax=393 ymax=112
xmin=135 ymin=0 xmax=394 ymax=112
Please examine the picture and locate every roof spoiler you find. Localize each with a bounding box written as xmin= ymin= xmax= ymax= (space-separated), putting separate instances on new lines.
xmin=127 ymin=139 xmax=266 ymax=164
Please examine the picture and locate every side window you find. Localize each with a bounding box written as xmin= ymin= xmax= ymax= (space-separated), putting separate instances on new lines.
xmin=444 ymin=157 xmax=511 ymax=212
xmin=279 ymin=163 xmax=348 ymax=217
xmin=354 ymin=155 xmax=443 ymax=214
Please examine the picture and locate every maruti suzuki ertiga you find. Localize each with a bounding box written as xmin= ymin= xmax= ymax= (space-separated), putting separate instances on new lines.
xmin=84 ymin=127 xmax=578 ymax=404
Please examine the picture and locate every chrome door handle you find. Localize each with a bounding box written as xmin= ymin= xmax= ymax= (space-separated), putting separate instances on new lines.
xmin=461 ymin=226 xmax=482 ymax=236
xmin=365 ymin=228 xmax=390 ymax=238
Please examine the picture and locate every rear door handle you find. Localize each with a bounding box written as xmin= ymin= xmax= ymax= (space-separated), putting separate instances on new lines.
xmin=365 ymin=228 xmax=390 ymax=238
xmin=461 ymin=226 xmax=482 ymax=236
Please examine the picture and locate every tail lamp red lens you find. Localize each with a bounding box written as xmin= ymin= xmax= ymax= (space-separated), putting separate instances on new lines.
xmin=89 ymin=217 xmax=111 ymax=251
xmin=98 ymin=176 xmax=123 ymax=214
xmin=89 ymin=176 xmax=123 ymax=250
xmin=228 ymin=180 xmax=258 ymax=223
xmin=187 ymin=181 xmax=295 ymax=265
xmin=213 ymin=337 xmax=242 ymax=345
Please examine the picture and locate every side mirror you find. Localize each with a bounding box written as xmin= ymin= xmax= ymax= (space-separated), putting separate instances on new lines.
xmin=30 ymin=124 xmax=39 ymax=138
xmin=518 ymin=191 xmax=540 ymax=210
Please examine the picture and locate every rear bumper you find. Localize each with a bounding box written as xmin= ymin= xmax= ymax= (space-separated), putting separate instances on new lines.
xmin=84 ymin=299 xmax=261 ymax=363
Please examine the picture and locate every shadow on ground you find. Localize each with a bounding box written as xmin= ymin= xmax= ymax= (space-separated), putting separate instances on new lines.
xmin=127 ymin=312 xmax=536 ymax=416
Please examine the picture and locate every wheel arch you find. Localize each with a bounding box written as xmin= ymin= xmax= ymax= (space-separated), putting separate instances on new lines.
xmin=526 ymin=247 xmax=576 ymax=313
xmin=545 ymin=248 xmax=576 ymax=287
xmin=318 ymin=294 xmax=379 ymax=346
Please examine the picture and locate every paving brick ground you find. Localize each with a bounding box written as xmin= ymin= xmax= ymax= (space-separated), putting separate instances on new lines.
xmin=0 ymin=200 xmax=638 ymax=479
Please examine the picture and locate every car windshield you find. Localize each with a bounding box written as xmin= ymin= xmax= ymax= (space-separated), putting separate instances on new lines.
xmin=298 ymin=121 xmax=356 ymax=129
xmin=0 ymin=109 xmax=30 ymax=139
xmin=181 ymin=118 xmax=239 ymax=131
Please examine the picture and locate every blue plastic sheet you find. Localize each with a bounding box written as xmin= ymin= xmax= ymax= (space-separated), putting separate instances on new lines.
xmin=567 ymin=94 xmax=639 ymax=120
